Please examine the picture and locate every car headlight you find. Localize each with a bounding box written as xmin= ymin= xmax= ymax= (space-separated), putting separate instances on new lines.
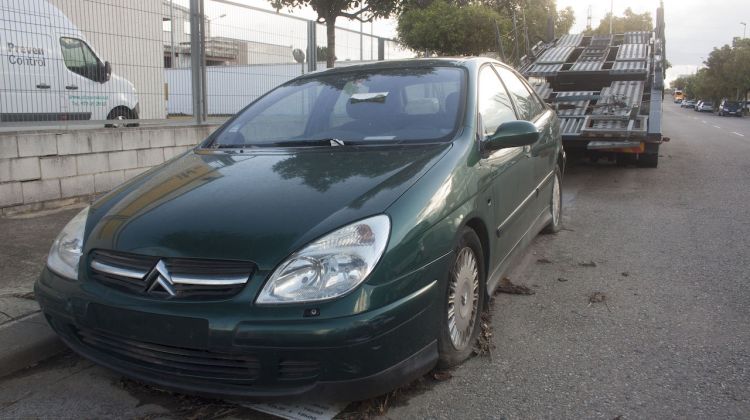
xmin=256 ymin=215 xmax=390 ymax=304
xmin=47 ymin=206 xmax=89 ymax=280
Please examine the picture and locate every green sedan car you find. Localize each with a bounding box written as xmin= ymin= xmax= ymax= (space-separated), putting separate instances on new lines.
xmin=36 ymin=58 xmax=564 ymax=400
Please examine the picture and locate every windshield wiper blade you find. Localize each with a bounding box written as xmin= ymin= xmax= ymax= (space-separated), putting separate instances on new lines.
xmin=263 ymin=138 xmax=347 ymax=147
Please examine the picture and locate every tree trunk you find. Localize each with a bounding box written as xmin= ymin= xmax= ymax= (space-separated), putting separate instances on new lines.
xmin=326 ymin=18 xmax=336 ymax=68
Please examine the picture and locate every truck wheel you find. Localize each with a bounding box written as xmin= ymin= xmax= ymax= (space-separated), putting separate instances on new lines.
xmin=637 ymin=153 xmax=658 ymax=168
xmin=616 ymin=154 xmax=635 ymax=167
xmin=438 ymin=227 xmax=485 ymax=368
xmin=542 ymin=166 xmax=563 ymax=234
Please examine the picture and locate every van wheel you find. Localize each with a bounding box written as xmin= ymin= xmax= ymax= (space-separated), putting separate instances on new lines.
xmin=105 ymin=108 xmax=137 ymax=128
xmin=437 ymin=227 xmax=485 ymax=368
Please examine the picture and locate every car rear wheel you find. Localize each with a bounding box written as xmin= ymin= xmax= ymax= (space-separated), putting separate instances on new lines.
xmin=542 ymin=166 xmax=563 ymax=234
xmin=438 ymin=227 xmax=485 ymax=368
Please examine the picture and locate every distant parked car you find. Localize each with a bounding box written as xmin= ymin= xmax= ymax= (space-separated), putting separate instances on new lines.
xmin=696 ymin=101 xmax=713 ymax=112
xmin=681 ymin=99 xmax=696 ymax=109
xmin=693 ymin=101 xmax=703 ymax=112
xmin=718 ymin=100 xmax=742 ymax=117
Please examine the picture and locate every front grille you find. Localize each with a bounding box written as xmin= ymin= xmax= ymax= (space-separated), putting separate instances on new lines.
xmin=89 ymin=250 xmax=255 ymax=300
xmin=75 ymin=326 xmax=260 ymax=384
xmin=278 ymin=360 xmax=321 ymax=381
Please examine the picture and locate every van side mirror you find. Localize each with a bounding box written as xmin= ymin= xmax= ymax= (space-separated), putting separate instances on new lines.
xmin=484 ymin=120 xmax=539 ymax=152
xmin=102 ymin=61 xmax=112 ymax=83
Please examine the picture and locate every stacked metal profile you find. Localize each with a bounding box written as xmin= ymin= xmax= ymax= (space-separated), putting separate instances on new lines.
xmin=522 ymin=31 xmax=653 ymax=139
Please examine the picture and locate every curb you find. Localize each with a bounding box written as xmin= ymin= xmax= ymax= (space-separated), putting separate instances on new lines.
xmin=0 ymin=312 xmax=66 ymax=378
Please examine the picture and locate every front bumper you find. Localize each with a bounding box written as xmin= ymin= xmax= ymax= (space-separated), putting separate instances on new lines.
xmin=35 ymin=265 xmax=444 ymax=401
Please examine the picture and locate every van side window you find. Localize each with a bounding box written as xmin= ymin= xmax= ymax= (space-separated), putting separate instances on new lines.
xmin=60 ymin=37 xmax=100 ymax=81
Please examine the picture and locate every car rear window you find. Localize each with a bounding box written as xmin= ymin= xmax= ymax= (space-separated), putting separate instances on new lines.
xmin=209 ymin=66 xmax=466 ymax=147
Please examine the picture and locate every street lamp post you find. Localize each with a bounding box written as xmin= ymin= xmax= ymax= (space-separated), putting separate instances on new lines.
xmin=207 ymin=13 xmax=226 ymax=38
xmin=741 ymin=22 xmax=747 ymax=39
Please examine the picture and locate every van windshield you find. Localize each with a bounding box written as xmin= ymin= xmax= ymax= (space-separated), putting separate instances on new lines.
xmin=208 ymin=66 xmax=465 ymax=147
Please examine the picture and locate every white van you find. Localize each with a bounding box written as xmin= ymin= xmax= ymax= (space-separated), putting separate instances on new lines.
xmin=0 ymin=0 xmax=138 ymax=124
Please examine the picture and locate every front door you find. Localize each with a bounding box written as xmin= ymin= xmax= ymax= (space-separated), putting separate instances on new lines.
xmin=476 ymin=65 xmax=535 ymax=266
xmin=58 ymin=36 xmax=107 ymax=121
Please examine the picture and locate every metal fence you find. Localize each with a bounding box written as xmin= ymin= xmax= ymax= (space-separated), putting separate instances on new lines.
xmin=0 ymin=0 xmax=411 ymax=130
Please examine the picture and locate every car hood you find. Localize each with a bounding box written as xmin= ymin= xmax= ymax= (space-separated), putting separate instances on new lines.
xmin=85 ymin=144 xmax=451 ymax=269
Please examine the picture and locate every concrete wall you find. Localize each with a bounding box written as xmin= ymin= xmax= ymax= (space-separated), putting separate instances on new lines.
xmin=0 ymin=125 xmax=218 ymax=215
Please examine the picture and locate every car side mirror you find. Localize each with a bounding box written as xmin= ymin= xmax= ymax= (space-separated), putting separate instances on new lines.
xmin=102 ymin=61 xmax=112 ymax=83
xmin=484 ymin=120 xmax=539 ymax=151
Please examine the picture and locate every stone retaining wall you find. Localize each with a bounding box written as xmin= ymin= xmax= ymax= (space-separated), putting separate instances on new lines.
xmin=0 ymin=125 xmax=219 ymax=215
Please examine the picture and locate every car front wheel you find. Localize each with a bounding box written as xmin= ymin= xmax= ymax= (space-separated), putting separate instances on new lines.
xmin=438 ymin=227 xmax=485 ymax=368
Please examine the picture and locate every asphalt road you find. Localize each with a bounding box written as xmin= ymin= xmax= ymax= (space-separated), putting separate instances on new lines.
xmin=1 ymin=103 xmax=748 ymax=419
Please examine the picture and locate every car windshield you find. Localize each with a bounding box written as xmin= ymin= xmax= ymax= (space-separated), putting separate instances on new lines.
xmin=208 ymin=66 xmax=465 ymax=147
xmin=724 ymin=101 xmax=739 ymax=107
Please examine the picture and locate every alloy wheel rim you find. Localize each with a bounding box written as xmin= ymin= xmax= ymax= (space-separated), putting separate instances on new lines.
xmin=447 ymin=246 xmax=480 ymax=350
xmin=552 ymin=175 xmax=561 ymax=226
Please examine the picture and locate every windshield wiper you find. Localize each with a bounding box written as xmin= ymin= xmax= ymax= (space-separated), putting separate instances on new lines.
xmin=212 ymin=138 xmax=348 ymax=149
xmin=260 ymin=138 xmax=347 ymax=147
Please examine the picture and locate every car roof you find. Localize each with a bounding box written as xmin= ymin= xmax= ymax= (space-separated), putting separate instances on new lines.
xmin=295 ymin=57 xmax=502 ymax=79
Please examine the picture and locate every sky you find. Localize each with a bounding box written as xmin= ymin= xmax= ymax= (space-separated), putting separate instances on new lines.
xmin=198 ymin=0 xmax=750 ymax=84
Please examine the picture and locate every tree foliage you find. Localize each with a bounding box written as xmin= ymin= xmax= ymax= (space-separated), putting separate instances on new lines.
xmin=588 ymin=7 xmax=652 ymax=35
xmin=397 ymin=0 xmax=575 ymax=60
xmin=492 ymin=0 xmax=575 ymax=45
xmin=397 ymin=0 xmax=506 ymax=56
xmin=270 ymin=0 xmax=403 ymax=68
xmin=669 ymin=38 xmax=750 ymax=102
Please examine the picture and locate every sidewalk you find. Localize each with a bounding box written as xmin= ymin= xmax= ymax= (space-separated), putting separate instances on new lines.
xmin=0 ymin=206 xmax=82 ymax=376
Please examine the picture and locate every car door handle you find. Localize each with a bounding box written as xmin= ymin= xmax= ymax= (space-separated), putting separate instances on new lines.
xmin=36 ymin=83 xmax=51 ymax=89
xmin=65 ymin=85 xmax=79 ymax=90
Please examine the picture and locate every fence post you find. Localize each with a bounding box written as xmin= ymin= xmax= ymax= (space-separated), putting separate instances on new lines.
xmin=190 ymin=0 xmax=206 ymax=124
xmin=377 ymin=38 xmax=385 ymax=61
xmin=306 ymin=21 xmax=317 ymax=72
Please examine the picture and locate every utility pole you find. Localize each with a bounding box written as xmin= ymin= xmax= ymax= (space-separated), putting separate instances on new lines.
xmin=189 ymin=0 xmax=206 ymax=124
xmin=586 ymin=5 xmax=592 ymax=32
xmin=521 ymin=8 xmax=531 ymax=57
xmin=359 ymin=5 xmax=364 ymax=61
xmin=609 ymin=0 xmax=614 ymax=35
xmin=494 ymin=19 xmax=506 ymax=62
xmin=741 ymin=22 xmax=747 ymax=39
xmin=169 ymin=0 xmax=176 ymax=68
xmin=512 ymin=8 xmax=520 ymax=64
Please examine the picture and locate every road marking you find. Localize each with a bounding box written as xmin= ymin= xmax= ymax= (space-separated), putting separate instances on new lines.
xmin=732 ymin=132 xmax=745 ymax=137
xmin=713 ymin=125 xmax=721 ymax=129
xmin=701 ymin=120 xmax=707 ymax=124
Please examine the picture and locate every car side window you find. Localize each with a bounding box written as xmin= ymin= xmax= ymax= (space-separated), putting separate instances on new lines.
xmin=60 ymin=37 xmax=100 ymax=81
xmin=494 ymin=65 xmax=541 ymax=121
xmin=478 ymin=66 xmax=516 ymax=137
